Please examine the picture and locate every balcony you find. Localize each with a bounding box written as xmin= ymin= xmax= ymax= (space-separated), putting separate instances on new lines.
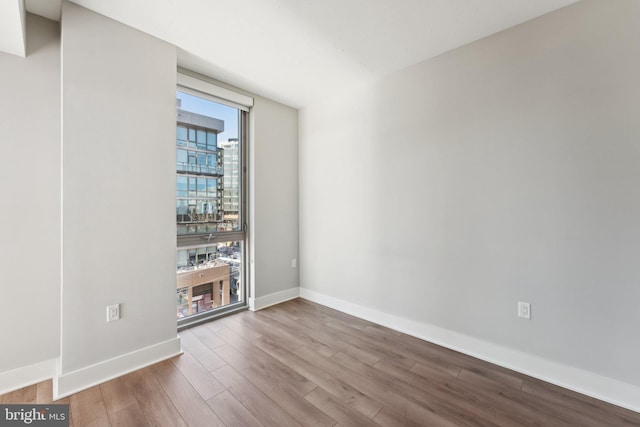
xmin=177 ymin=212 xmax=224 ymax=224
xmin=177 ymin=163 xmax=224 ymax=176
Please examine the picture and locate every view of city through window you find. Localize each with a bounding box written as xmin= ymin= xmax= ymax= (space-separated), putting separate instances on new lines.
xmin=176 ymin=91 xmax=243 ymax=320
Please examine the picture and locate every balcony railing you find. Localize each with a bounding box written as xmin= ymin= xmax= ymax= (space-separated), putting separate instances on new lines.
xmin=177 ymin=212 xmax=224 ymax=224
xmin=177 ymin=163 xmax=224 ymax=176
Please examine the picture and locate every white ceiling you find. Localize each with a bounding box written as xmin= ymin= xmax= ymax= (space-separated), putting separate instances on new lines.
xmin=0 ymin=0 xmax=26 ymax=57
xmin=24 ymin=0 xmax=580 ymax=108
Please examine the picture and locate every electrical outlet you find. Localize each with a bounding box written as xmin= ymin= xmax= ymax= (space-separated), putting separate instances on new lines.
xmin=291 ymin=258 xmax=297 ymax=269
xmin=518 ymin=302 xmax=531 ymax=319
xmin=107 ymin=304 xmax=120 ymax=322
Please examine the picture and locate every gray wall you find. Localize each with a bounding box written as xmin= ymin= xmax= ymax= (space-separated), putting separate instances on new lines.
xmin=0 ymin=14 xmax=60 ymax=374
xmin=299 ymin=0 xmax=640 ymax=387
xmin=61 ymin=2 xmax=178 ymax=373
xmin=252 ymin=96 xmax=299 ymax=298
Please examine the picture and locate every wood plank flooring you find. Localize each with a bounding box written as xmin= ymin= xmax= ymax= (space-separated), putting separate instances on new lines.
xmin=2 ymin=298 xmax=639 ymax=426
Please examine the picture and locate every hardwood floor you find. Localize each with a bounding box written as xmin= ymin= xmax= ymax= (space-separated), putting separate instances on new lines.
xmin=2 ymin=298 xmax=639 ymax=426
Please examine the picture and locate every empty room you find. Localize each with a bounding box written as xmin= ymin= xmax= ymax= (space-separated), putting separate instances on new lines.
xmin=1 ymin=0 xmax=639 ymax=425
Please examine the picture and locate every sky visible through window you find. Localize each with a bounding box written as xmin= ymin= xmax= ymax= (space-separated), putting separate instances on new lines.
xmin=177 ymin=91 xmax=238 ymax=142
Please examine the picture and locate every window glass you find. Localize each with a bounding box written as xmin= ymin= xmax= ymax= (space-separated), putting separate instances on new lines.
xmin=177 ymin=250 xmax=189 ymax=268
xmin=188 ymin=151 xmax=197 ymax=165
xmin=188 ymin=248 xmax=197 ymax=264
xmin=197 ymin=178 xmax=207 ymax=197
xmin=197 ymin=129 xmax=207 ymax=149
xmin=196 ymin=200 xmax=205 ymax=215
xmin=188 ymin=178 xmax=196 ymax=197
xmin=206 ymin=154 xmax=215 ymax=174
xmin=176 ymin=200 xmax=188 ymax=220
xmin=207 ymin=131 xmax=217 ymax=150
xmin=176 ymin=88 xmax=245 ymax=321
xmin=177 ymin=176 xmax=187 ymax=197
xmin=177 ymin=126 xmax=187 ymax=145
xmin=197 ymin=152 xmax=207 ymax=168
xmin=207 ymin=178 xmax=217 ymax=195
xmin=177 ymin=149 xmax=187 ymax=166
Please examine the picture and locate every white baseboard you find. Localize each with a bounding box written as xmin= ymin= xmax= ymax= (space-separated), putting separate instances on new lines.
xmin=249 ymin=287 xmax=300 ymax=311
xmin=300 ymin=287 xmax=640 ymax=414
xmin=54 ymin=336 xmax=182 ymax=400
xmin=0 ymin=358 xmax=56 ymax=395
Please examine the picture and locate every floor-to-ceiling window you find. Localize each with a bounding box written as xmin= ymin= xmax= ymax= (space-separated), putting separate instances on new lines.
xmin=175 ymin=74 xmax=250 ymax=327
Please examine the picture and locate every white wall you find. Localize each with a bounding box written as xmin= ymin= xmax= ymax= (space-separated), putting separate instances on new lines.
xmin=252 ymin=97 xmax=299 ymax=299
xmin=300 ymin=0 xmax=640 ymax=399
xmin=0 ymin=14 xmax=60 ymax=376
xmin=59 ymin=1 xmax=179 ymax=393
